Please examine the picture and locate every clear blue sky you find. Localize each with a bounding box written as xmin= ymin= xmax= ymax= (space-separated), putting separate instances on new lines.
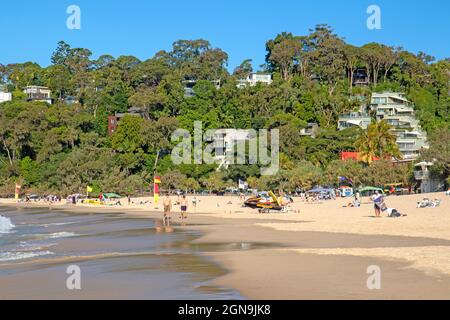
xmin=1 ymin=0 xmax=448 ymax=70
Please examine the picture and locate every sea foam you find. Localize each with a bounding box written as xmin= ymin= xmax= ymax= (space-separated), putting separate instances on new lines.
xmin=0 ymin=215 xmax=15 ymax=234
xmin=28 ymin=232 xmax=78 ymax=240
xmin=0 ymin=250 xmax=54 ymax=262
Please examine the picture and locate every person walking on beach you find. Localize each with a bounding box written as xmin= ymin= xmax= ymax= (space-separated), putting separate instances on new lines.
xmin=163 ymin=194 xmax=172 ymax=226
xmin=180 ymin=195 xmax=188 ymax=223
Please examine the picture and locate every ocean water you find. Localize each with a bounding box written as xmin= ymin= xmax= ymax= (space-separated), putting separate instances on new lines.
xmin=0 ymin=206 xmax=243 ymax=300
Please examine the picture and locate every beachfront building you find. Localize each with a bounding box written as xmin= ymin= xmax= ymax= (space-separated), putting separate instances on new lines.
xmin=23 ymin=86 xmax=52 ymax=104
xmin=370 ymin=92 xmax=429 ymax=160
xmin=414 ymin=161 xmax=445 ymax=193
xmin=183 ymin=79 xmax=221 ymax=98
xmin=237 ymin=73 xmax=273 ymax=89
xmin=338 ymin=112 xmax=372 ymax=130
xmin=0 ymin=84 xmax=12 ymax=103
xmin=214 ymin=129 xmax=253 ymax=171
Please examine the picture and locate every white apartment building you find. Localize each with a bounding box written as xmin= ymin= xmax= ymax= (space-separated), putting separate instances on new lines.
xmin=338 ymin=112 xmax=372 ymax=131
xmin=0 ymin=85 xmax=12 ymax=103
xmin=23 ymin=86 xmax=52 ymax=104
xmin=0 ymin=92 xmax=12 ymax=103
xmin=370 ymin=92 xmax=429 ymax=160
xmin=237 ymin=73 xmax=273 ymax=89
xmin=213 ymin=129 xmax=253 ymax=170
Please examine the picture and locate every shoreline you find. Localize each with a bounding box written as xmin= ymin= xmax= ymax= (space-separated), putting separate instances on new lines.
xmin=2 ymin=192 xmax=450 ymax=299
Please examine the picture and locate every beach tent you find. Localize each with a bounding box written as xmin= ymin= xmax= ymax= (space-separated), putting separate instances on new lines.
xmin=359 ymin=186 xmax=384 ymax=194
xmin=339 ymin=186 xmax=354 ymax=197
xmin=102 ymin=193 xmax=122 ymax=199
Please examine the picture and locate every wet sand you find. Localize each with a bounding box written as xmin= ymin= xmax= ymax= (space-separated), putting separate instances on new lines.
xmin=182 ymin=216 xmax=450 ymax=299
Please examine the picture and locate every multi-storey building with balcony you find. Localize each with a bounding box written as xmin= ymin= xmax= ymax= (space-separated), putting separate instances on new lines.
xmin=414 ymin=161 xmax=445 ymax=193
xmin=370 ymin=92 xmax=429 ymax=160
xmin=23 ymin=86 xmax=52 ymax=104
xmin=237 ymin=73 xmax=273 ymax=89
xmin=338 ymin=112 xmax=372 ymax=131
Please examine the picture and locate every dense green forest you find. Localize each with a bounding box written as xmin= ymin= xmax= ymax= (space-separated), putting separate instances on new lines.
xmin=0 ymin=25 xmax=449 ymax=196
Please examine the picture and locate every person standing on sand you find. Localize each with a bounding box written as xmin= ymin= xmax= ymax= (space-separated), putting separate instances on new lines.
xmin=371 ymin=191 xmax=384 ymax=217
xmin=180 ymin=195 xmax=188 ymax=222
xmin=192 ymin=196 xmax=197 ymax=212
xmin=355 ymin=191 xmax=360 ymax=204
xmin=163 ymin=194 xmax=172 ymax=226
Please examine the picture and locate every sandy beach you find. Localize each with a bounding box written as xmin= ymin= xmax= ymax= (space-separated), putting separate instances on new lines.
xmin=1 ymin=192 xmax=450 ymax=299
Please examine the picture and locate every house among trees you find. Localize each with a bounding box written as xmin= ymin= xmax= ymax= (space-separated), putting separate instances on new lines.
xmin=23 ymin=86 xmax=52 ymax=104
xmin=0 ymin=84 xmax=12 ymax=103
xmin=339 ymin=92 xmax=430 ymax=163
xmin=183 ymin=79 xmax=221 ymax=98
xmin=213 ymin=129 xmax=253 ymax=171
xmin=338 ymin=112 xmax=372 ymax=130
xmin=299 ymin=123 xmax=319 ymax=138
xmin=63 ymin=95 xmax=79 ymax=106
xmin=371 ymin=92 xmax=429 ymax=160
xmin=237 ymin=73 xmax=273 ymax=89
xmin=352 ymin=68 xmax=369 ymax=87
xmin=1 ymin=29 xmax=449 ymax=197
xmin=108 ymin=106 xmax=145 ymax=135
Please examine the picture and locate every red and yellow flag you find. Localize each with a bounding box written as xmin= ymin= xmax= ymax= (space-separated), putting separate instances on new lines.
xmin=154 ymin=176 xmax=161 ymax=205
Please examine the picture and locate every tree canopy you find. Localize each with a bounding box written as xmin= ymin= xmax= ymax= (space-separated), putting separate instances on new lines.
xmin=0 ymin=27 xmax=449 ymax=196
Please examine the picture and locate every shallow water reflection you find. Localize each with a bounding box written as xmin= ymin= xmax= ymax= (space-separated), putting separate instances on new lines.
xmin=0 ymin=206 xmax=244 ymax=300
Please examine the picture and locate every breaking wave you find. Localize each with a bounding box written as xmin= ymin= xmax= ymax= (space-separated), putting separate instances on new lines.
xmin=0 ymin=215 xmax=15 ymax=234
xmin=27 ymin=232 xmax=78 ymax=240
xmin=0 ymin=250 xmax=54 ymax=262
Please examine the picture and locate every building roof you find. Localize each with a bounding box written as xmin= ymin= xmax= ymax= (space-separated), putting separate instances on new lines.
xmin=340 ymin=152 xmax=381 ymax=162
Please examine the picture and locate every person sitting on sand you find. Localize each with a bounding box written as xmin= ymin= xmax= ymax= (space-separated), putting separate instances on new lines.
xmin=345 ymin=199 xmax=360 ymax=208
xmin=163 ymin=194 xmax=172 ymax=226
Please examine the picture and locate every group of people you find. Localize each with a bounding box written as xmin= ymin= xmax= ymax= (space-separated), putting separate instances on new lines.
xmin=371 ymin=191 xmax=405 ymax=218
xmin=162 ymin=194 xmax=189 ymax=226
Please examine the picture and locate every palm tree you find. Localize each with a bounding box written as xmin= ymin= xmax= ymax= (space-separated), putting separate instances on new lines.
xmin=355 ymin=129 xmax=377 ymax=165
xmin=355 ymin=121 xmax=402 ymax=165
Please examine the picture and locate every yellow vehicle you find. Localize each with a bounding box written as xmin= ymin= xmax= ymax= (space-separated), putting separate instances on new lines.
xmin=244 ymin=191 xmax=290 ymax=213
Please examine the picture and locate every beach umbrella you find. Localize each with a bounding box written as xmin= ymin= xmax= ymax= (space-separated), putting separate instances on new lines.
xmin=359 ymin=186 xmax=384 ymax=194
xmin=102 ymin=193 xmax=122 ymax=199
